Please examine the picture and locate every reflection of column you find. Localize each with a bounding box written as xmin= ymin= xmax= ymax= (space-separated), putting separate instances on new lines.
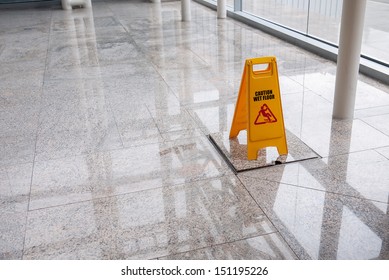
xmin=151 ymin=0 xmax=163 ymax=24
xmin=63 ymin=8 xmax=121 ymax=258
xmin=302 ymin=118 xmax=389 ymax=259
xmin=217 ymin=0 xmax=227 ymax=19
xmin=333 ymin=0 xmax=367 ymax=119
xmin=217 ymin=20 xmax=228 ymax=132
xmin=379 ymin=205 xmax=389 ymax=259
xmin=150 ymin=1 xmax=168 ymax=110
xmin=328 ymin=120 xmax=352 ymax=181
xmin=181 ymin=0 xmax=191 ymax=22
xmin=61 ymin=0 xmax=92 ymax=11
xmin=234 ymin=26 xmax=243 ymax=93
xmin=317 ymin=119 xmax=351 ymax=259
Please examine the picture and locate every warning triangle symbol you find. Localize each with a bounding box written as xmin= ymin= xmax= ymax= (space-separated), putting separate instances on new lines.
xmin=254 ymin=104 xmax=277 ymax=125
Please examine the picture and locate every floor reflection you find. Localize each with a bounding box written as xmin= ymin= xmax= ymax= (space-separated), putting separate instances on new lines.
xmin=239 ymin=118 xmax=389 ymax=259
xmin=1 ymin=0 xmax=389 ymax=260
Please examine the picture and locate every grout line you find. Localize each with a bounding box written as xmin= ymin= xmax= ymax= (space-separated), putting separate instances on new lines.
xmin=21 ymin=6 xmax=55 ymax=260
xmin=235 ymin=175 xmax=301 ymax=259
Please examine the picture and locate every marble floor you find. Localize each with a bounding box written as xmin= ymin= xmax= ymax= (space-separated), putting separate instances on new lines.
xmin=1 ymin=0 xmax=389 ymax=260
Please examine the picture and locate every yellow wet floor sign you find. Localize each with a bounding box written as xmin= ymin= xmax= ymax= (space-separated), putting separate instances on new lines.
xmin=230 ymin=56 xmax=288 ymax=160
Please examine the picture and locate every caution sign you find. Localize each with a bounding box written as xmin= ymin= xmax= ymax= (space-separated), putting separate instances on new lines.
xmin=229 ymin=57 xmax=288 ymax=160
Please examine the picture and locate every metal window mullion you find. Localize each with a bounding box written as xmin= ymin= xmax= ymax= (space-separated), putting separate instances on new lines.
xmin=234 ymin=0 xmax=242 ymax=11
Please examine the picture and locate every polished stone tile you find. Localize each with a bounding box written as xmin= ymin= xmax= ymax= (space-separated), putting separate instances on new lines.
xmin=291 ymin=71 xmax=389 ymax=111
xmin=0 ymin=163 xmax=32 ymax=207
xmin=96 ymin=38 xmax=145 ymax=66
xmin=240 ymin=149 xmax=389 ymax=204
xmin=148 ymin=106 xmax=199 ymax=133
xmin=279 ymin=75 xmax=305 ymax=95
xmin=35 ymin=128 xmax=123 ymax=163
xmin=361 ymin=114 xmax=389 ymax=136
xmin=0 ymin=84 xmax=42 ymax=109
xmin=50 ymin=14 xmax=124 ymax=36
xmin=35 ymin=96 xmax=122 ymax=162
xmin=281 ymin=92 xmax=327 ymax=137
xmin=159 ymin=233 xmax=297 ymax=260
xmin=46 ymin=41 xmax=99 ymax=69
xmin=104 ymin=75 xmax=180 ymax=109
xmin=0 ymin=203 xmax=28 ymax=260
xmin=284 ymin=61 xmax=336 ymax=85
xmin=30 ymin=136 xmax=233 ymax=209
xmin=186 ymin=99 xmax=239 ymax=135
xmin=355 ymin=79 xmax=389 ymax=110
xmin=376 ymin=146 xmax=389 ymax=159
xmin=0 ymin=104 xmax=40 ymax=137
xmin=301 ymin=117 xmax=389 ymax=157
xmin=161 ymin=128 xmax=205 ymax=143
xmin=0 ymin=22 xmax=49 ymax=37
xmin=186 ymin=91 xmax=328 ymax=140
xmin=282 ymin=90 xmax=334 ymax=139
xmin=209 ymin=130 xmax=319 ymax=172
xmin=354 ymin=105 xmax=389 ymax=119
xmin=48 ymin=32 xmax=96 ymax=50
xmin=0 ymin=34 xmax=48 ymax=63
xmin=51 ymin=18 xmax=87 ymax=33
xmin=149 ymin=48 xmax=209 ymax=71
xmin=24 ymin=176 xmax=275 ymax=259
xmin=134 ymin=27 xmax=206 ymax=51
xmin=238 ymin=176 xmax=389 ymax=259
xmin=108 ymin=103 xmax=162 ymax=148
xmin=0 ymin=135 xmax=36 ymax=167
xmin=1 ymin=0 xmax=389 ymax=262
xmin=0 ymin=163 xmax=32 ymax=259
xmin=157 ymin=67 xmax=236 ymax=106
xmin=45 ymin=60 xmax=155 ymax=81
xmin=91 ymin=16 xmax=122 ymax=29
xmin=297 ymin=71 xmax=336 ymax=102
xmin=42 ymin=79 xmax=106 ymax=101
xmin=0 ymin=60 xmax=45 ymax=78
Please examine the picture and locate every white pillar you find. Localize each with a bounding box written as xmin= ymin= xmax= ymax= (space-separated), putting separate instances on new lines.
xmin=332 ymin=0 xmax=367 ymax=119
xmin=181 ymin=0 xmax=191 ymax=22
xmin=217 ymin=0 xmax=227 ymax=19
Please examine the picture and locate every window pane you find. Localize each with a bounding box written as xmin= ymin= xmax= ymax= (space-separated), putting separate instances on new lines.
xmin=242 ymin=0 xmax=310 ymax=33
xmin=306 ymin=0 xmax=342 ymax=44
xmin=362 ymin=0 xmax=389 ymax=65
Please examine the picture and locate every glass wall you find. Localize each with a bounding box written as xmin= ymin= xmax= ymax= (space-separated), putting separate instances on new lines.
xmin=224 ymin=0 xmax=389 ymax=65
xmin=307 ymin=0 xmax=342 ymax=44
xmin=362 ymin=0 xmax=389 ymax=64
xmin=243 ymin=0 xmax=310 ymax=34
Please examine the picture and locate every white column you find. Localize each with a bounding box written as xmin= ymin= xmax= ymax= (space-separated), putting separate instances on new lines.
xmin=217 ymin=0 xmax=227 ymax=19
xmin=332 ymin=0 xmax=367 ymax=119
xmin=181 ymin=0 xmax=191 ymax=22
